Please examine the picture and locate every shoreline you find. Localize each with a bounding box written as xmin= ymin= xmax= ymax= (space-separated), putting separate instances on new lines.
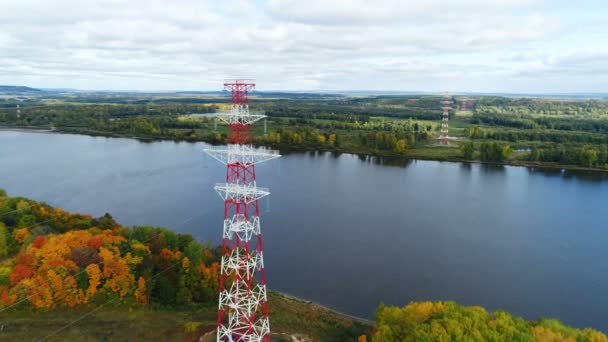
xmin=272 ymin=291 xmax=375 ymax=326
xmin=0 ymin=126 xmax=55 ymax=133
xmin=3 ymin=126 xmax=608 ymax=175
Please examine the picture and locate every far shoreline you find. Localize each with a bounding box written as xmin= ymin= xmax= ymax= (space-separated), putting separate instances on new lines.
xmin=3 ymin=126 xmax=608 ymax=176
xmin=0 ymin=126 xmax=55 ymax=133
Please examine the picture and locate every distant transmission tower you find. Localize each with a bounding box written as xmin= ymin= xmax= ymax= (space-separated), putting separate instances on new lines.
xmin=205 ymin=80 xmax=280 ymax=342
xmin=438 ymin=94 xmax=452 ymax=145
xmin=16 ymin=104 xmax=21 ymax=119
xmin=460 ymin=98 xmax=468 ymax=111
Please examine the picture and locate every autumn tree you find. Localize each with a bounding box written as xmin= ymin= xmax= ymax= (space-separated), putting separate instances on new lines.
xmin=393 ymin=139 xmax=407 ymax=155
xmin=135 ymin=276 xmax=148 ymax=304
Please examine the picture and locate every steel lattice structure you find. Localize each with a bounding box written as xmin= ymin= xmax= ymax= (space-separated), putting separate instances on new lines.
xmin=438 ymin=95 xmax=452 ymax=145
xmin=205 ymin=80 xmax=279 ymax=342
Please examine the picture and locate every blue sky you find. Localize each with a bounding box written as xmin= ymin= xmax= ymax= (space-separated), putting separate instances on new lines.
xmin=0 ymin=0 xmax=606 ymax=92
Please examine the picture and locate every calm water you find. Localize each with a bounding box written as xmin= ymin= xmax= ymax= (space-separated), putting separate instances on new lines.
xmin=1 ymin=131 xmax=608 ymax=331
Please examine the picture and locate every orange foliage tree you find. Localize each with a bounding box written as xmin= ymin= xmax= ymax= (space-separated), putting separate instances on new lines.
xmin=0 ymin=194 xmax=224 ymax=310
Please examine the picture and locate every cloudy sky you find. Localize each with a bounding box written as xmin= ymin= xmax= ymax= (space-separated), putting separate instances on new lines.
xmin=0 ymin=0 xmax=606 ymax=92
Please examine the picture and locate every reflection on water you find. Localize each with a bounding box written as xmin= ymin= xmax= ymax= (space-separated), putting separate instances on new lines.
xmin=1 ymin=131 xmax=608 ymax=332
xmin=528 ymin=167 xmax=608 ymax=183
xmin=459 ymin=162 xmax=473 ymax=172
xmin=479 ymin=163 xmax=506 ymax=174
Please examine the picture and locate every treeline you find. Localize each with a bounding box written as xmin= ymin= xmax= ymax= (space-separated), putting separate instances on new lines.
xmin=475 ymin=97 xmax=608 ymax=115
xmin=459 ymin=141 xmax=608 ymax=168
xmin=528 ymin=145 xmax=608 ymax=168
xmin=0 ymin=190 xmax=221 ymax=309
xmin=357 ymin=131 xmax=424 ymax=154
xmin=262 ymin=96 xmax=448 ymax=121
xmin=0 ymin=104 xmax=218 ymax=127
xmin=472 ymin=111 xmax=608 ymax=133
xmin=277 ymin=117 xmax=436 ymax=135
xmin=256 ymin=125 xmax=432 ymax=155
xmin=47 ymin=116 xmax=434 ymax=157
xmin=460 ymin=142 xmax=512 ymax=162
xmin=372 ymin=301 xmax=607 ymax=341
xmin=466 ymin=127 xmax=608 ymax=144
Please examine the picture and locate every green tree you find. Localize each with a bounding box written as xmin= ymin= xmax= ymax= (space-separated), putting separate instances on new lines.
xmin=578 ymin=146 xmax=599 ymax=167
xmin=184 ymin=240 xmax=203 ymax=265
xmin=501 ymin=144 xmax=512 ymax=160
xmin=0 ymin=223 xmax=8 ymax=257
xmin=175 ymin=272 xmax=192 ymax=305
xmin=461 ymin=142 xmax=475 ymax=159
xmin=152 ymin=274 xmax=176 ymax=305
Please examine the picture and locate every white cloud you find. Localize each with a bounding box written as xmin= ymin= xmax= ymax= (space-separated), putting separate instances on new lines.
xmin=0 ymin=0 xmax=604 ymax=92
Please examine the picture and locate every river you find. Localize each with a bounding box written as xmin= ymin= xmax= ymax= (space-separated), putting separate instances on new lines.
xmin=1 ymin=131 xmax=608 ymax=331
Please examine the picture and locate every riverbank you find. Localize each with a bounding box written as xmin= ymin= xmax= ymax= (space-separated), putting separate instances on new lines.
xmin=0 ymin=126 xmax=55 ymax=133
xmin=273 ymin=291 xmax=375 ymax=326
xmin=43 ymin=126 xmax=608 ymax=174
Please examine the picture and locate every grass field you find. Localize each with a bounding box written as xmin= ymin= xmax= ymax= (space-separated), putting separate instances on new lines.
xmin=0 ymin=292 xmax=370 ymax=341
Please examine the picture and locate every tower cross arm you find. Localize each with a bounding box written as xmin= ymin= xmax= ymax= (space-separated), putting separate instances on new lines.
xmin=205 ymin=145 xmax=280 ymax=165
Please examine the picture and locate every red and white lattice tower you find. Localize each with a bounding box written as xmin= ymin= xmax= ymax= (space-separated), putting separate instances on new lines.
xmin=205 ymin=80 xmax=280 ymax=342
xmin=438 ymin=94 xmax=452 ymax=145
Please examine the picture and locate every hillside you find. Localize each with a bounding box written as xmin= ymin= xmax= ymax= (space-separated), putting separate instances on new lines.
xmin=0 ymin=189 xmax=369 ymax=340
xmin=0 ymin=85 xmax=41 ymax=94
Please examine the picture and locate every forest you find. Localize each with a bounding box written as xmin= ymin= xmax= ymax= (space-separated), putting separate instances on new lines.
xmin=2 ymin=93 xmax=608 ymax=171
xmin=0 ymin=188 xmax=222 ymax=309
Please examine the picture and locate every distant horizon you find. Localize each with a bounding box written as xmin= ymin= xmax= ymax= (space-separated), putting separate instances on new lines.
xmin=3 ymin=85 xmax=606 ymax=98
xmin=1 ymin=1 xmax=606 ymax=93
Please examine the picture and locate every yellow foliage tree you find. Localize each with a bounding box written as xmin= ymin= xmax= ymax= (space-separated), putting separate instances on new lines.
xmin=328 ymin=133 xmax=337 ymax=146
xmin=85 ymin=264 xmax=102 ymax=298
xmin=46 ymin=269 xmax=65 ymax=304
xmin=13 ymin=228 xmax=30 ymax=244
xmin=135 ymin=276 xmax=147 ymax=304
xmin=27 ymin=276 xmax=53 ymax=309
xmin=531 ymin=326 xmax=575 ymax=342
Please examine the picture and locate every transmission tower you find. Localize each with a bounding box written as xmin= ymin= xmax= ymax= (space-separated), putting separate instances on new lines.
xmin=438 ymin=94 xmax=452 ymax=145
xmin=205 ymin=80 xmax=280 ymax=342
xmin=16 ymin=104 xmax=21 ymax=119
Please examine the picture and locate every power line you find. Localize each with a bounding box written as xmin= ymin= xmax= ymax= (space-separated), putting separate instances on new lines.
xmin=36 ymin=260 xmax=180 ymax=342
xmin=0 ymin=219 xmax=194 ymax=314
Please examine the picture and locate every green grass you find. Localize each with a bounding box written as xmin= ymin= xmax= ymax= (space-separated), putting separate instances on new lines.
xmin=0 ymin=292 xmax=370 ymax=342
xmin=454 ymin=110 xmax=474 ymax=118
xmin=406 ymin=144 xmax=464 ymax=160
xmin=444 ymin=119 xmax=472 ymax=137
